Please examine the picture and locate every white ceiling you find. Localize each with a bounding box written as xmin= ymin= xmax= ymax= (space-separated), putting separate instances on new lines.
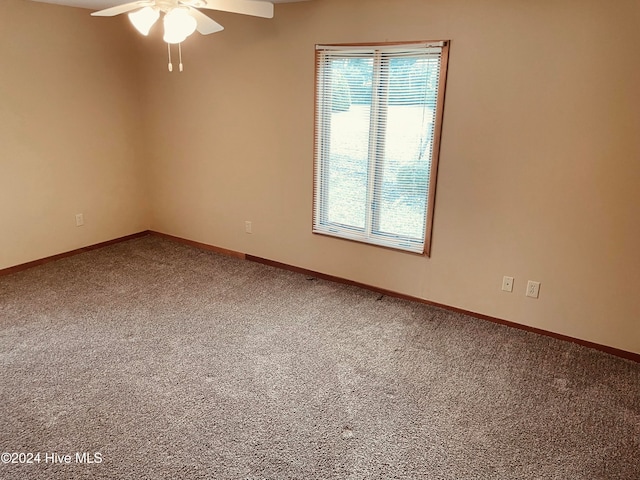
xmin=30 ymin=0 xmax=306 ymax=11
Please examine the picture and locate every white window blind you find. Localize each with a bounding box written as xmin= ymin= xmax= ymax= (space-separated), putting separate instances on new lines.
xmin=313 ymin=42 xmax=449 ymax=255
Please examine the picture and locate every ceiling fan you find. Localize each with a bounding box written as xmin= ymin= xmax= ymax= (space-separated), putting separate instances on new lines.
xmin=90 ymin=0 xmax=274 ymax=70
xmin=92 ymin=0 xmax=273 ymax=42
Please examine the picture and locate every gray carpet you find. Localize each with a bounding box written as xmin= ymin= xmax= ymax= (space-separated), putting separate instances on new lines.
xmin=1 ymin=235 xmax=638 ymax=479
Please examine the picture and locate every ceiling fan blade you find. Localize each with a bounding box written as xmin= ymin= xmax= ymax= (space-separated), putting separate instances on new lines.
xmin=189 ymin=8 xmax=225 ymax=35
xmin=200 ymin=0 xmax=274 ymax=19
xmin=91 ymin=1 xmax=151 ymax=17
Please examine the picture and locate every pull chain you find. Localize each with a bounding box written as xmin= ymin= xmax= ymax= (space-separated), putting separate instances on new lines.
xmin=166 ymin=43 xmax=185 ymax=73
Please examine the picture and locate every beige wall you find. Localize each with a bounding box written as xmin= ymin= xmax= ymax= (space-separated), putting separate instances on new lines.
xmin=0 ymin=0 xmax=148 ymax=270
xmin=142 ymin=0 xmax=640 ymax=354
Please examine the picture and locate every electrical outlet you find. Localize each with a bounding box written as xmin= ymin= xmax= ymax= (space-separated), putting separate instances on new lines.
xmin=245 ymin=221 xmax=252 ymax=234
xmin=75 ymin=213 xmax=84 ymax=227
xmin=526 ymin=280 xmax=540 ymax=298
xmin=502 ymin=276 xmax=514 ymax=292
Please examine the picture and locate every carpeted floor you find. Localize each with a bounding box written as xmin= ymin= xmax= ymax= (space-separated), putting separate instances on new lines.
xmin=0 ymin=235 xmax=639 ymax=479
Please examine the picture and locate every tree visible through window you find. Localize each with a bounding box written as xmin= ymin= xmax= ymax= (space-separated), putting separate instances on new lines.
xmin=313 ymin=42 xmax=449 ymax=255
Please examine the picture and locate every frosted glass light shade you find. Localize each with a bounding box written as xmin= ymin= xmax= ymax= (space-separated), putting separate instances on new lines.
xmin=163 ymin=8 xmax=197 ymax=44
xmin=128 ymin=7 xmax=159 ymax=36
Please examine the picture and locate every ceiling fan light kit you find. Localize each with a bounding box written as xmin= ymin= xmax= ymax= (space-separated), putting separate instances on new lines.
xmin=162 ymin=7 xmax=198 ymax=43
xmin=128 ymin=6 xmax=159 ymax=36
xmin=90 ymin=0 xmax=275 ymax=72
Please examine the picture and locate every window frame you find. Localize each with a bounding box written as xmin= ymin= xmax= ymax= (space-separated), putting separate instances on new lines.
xmin=312 ymin=41 xmax=450 ymax=256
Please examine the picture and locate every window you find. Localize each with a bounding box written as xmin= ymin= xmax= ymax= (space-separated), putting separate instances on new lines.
xmin=313 ymin=41 xmax=449 ymax=255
